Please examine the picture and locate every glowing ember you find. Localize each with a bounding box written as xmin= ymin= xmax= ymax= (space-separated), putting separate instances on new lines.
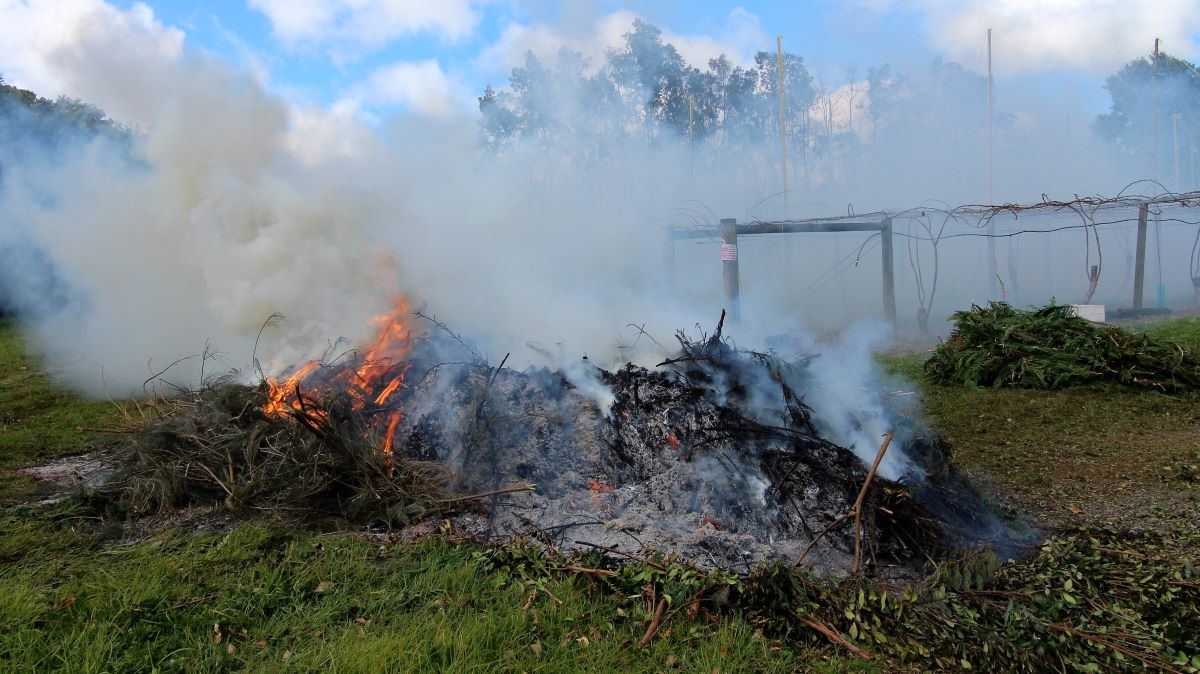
xmin=264 ymin=297 xmax=412 ymax=454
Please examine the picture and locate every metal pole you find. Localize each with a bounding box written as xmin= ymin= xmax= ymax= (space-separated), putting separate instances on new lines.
xmin=721 ymin=218 xmax=741 ymax=325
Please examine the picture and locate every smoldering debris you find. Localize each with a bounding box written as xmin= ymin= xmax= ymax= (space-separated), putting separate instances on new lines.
xmin=95 ymin=312 xmax=1030 ymax=576
xmin=394 ymin=313 xmax=1030 ymax=574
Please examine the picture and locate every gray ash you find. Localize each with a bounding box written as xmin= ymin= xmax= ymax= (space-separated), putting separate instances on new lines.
xmin=390 ymin=316 xmax=1031 ymax=575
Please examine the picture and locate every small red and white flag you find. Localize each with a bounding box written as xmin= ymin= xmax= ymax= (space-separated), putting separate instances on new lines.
xmin=720 ymin=244 xmax=738 ymax=261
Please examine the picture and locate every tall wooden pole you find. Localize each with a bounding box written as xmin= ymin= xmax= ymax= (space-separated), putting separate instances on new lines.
xmin=721 ymin=219 xmax=741 ymax=325
xmin=986 ymin=28 xmax=998 ymax=299
xmin=881 ymin=219 xmax=896 ymax=327
xmin=987 ymin=28 xmax=994 ymax=205
xmin=1153 ymin=38 xmax=1160 ymax=181
xmin=1134 ymin=203 xmax=1148 ymax=309
xmin=777 ymin=37 xmax=788 ymax=216
xmin=1152 ymin=41 xmax=1166 ymax=308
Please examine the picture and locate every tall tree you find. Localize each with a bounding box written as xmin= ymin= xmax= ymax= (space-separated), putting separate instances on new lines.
xmin=1095 ymin=51 xmax=1200 ymax=187
xmin=865 ymin=64 xmax=902 ymax=144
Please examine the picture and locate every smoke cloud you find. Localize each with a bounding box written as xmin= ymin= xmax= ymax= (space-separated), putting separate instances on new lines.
xmin=0 ymin=1 xmax=1194 ymax=475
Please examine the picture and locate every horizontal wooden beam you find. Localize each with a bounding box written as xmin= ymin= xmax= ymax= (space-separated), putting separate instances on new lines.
xmin=672 ymin=220 xmax=886 ymax=240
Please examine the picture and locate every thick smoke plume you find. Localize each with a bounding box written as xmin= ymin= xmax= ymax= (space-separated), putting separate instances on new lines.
xmin=0 ymin=5 xmax=1190 ymax=472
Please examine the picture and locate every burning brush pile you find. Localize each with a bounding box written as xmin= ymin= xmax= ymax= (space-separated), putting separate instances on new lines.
xmin=100 ymin=303 xmax=1026 ymax=575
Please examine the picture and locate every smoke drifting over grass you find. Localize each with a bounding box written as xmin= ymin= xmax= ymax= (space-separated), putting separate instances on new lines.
xmin=0 ymin=2 xmax=1188 ymax=418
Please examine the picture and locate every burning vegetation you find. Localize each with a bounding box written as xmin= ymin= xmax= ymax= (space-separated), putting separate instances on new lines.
xmin=99 ymin=303 xmax=1028 ymax=578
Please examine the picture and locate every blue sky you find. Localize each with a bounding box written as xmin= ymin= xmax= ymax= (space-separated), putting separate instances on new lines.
xmin=117 ymin=1 xmax=934 ymax=108
xmin=5 ymin=1 xmax=1199 ymax=119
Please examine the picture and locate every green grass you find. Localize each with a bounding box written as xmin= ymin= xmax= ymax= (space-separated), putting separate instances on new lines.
xmin=0 ymin=320 xmax=118 ymax=502
xmin=3 ymin=319 xmax=1198 ymax=672
xmin=0 ymin=513 xmax=847 ymax=673
xmin=1137 ymin=316 xmax=1200 ymax=346
xmin=0 ymin=320 xmax=114 ymax=464
xmin=879 ymin=326 xmax=1200 ymax=531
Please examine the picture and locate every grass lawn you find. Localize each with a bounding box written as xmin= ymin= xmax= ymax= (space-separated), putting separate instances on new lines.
xmin=878 ymin=314 xmax=1200 ymax=531
xmin=0 ymin=321 xmax=116 ymax=503
xmin=0 ymin=513 xmax=844 ymax=673
xmin=1 ymin=317 xmax=1198 ymax=672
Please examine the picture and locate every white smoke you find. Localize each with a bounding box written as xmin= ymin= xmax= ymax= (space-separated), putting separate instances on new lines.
xmin=799 ymin=321 xmax=913 ymax=480
xmin=0 ymin=0 xmax=1185 ymax=428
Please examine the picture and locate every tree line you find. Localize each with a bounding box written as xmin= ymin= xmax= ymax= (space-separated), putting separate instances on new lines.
xmin=478 ymin=19 xmax=1200 ymax=192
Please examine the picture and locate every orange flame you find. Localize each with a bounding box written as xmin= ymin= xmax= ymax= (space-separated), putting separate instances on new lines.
xmin=264 ymin=297 xmax=412 ymax=454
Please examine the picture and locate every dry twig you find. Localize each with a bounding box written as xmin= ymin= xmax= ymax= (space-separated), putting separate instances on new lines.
xmin=574 ymin=541 xmax=669 ymax=571
xmin=853 ymin=432 xmax=894 ymax=572
xmin=803 ymin=616 xmax=872 ymax=660
xmin=637 ymin=597 xmax=668 ymax=648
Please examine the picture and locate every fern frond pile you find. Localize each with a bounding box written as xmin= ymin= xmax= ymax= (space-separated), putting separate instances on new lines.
xmin=925 ymin=303 xmax=1200 ymax=391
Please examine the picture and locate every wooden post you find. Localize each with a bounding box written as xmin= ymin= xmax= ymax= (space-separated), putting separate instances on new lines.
xmin=1153 ymin=38 xmax=1160 ymax=180
xmin=1134 ymin=203 xmax=1149 ymax=310
xmin=721 ymin=218 xmax=740 ymax=325
xmin=777 ymin=37 xmax=788 ymax=216
xmin=881 ymin=218 xmax=896 ymax=327
xmin=986 ymin=28 xmax=998 ymax=300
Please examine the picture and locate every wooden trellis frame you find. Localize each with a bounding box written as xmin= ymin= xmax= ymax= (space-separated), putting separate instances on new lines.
xmin=669 ymin=215 xmax=896 ymax=326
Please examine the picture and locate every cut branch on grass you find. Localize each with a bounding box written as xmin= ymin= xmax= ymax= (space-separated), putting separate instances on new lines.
xmin=802 ymin=616 xmax=872 ymax=660
xmin=554 ymin=565 xmax=619 ymax=577
xmin=637 ymin=597 xmax=668 ymax=648
xmin=1043 ymin=622 xmax=1182 ymax=674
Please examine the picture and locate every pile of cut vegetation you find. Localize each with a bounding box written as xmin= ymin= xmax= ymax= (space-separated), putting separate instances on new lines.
xmin=926 ymin=302 xmax=1200 ymax=391
xmin=90 ymin=315 xmax=1025 ymax=575
xmin=96 ymin=379 xmax=454 ymax=524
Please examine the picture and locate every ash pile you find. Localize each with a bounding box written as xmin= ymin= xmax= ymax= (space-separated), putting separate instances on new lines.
xmin=394 ymin=315 xmax=1022 ymax=575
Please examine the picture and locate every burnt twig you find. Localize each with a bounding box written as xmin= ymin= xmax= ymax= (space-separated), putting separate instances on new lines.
xmin=573 ymin=541 xmax=668 ymax=571
xmin=436 ymin=483 xmax=535 ymax=504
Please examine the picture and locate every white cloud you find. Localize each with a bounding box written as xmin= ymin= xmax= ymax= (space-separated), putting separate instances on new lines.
xmin=286 ymin=99 xmax=372 ymax=164
xmin=247 ymin=0 xmax=481 ymax=55
xmin=854 ymin=0 xmax=1200 ymax=74
xmin=478 ymin=7 xmax=768 ymax=78
xmin=0 ymin=0 xmax=183 ymax=107
xmin=666 ymin=8 xmax=766 ymax=70
xmin=340 ymin=59 xmax=469 ymax=118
